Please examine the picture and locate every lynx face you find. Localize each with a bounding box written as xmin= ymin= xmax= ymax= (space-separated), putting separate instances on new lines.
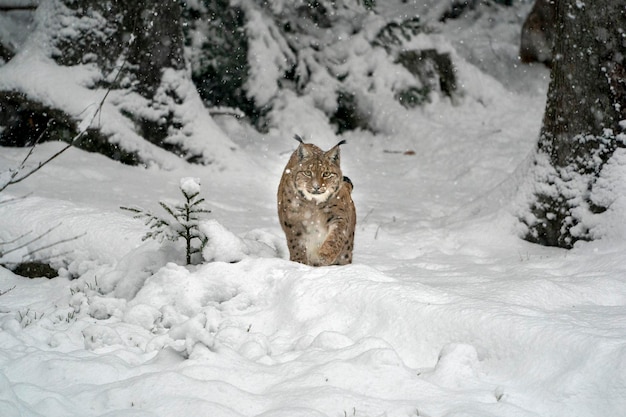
xmin=294 ymin=146 xmax=343 ymax=203
xmin=277 ymin=136 xmax=356 ymax=266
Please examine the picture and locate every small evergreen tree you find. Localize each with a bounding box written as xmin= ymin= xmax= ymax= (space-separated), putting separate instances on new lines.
xmin=122 ymin=177 xmax=210 ymax=264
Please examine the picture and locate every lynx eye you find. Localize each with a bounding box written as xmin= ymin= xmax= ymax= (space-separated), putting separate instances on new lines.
xmin=322 ymin=172 xmax=334 ymax=179
xmin=302 ymin=170 xmax=313 ymax=177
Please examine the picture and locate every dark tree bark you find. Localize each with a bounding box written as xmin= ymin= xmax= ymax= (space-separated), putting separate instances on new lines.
xmin=519 ymin=0 xmax=556 ymax=66
xmin=521 ymin=0 xmax=626 ymax=248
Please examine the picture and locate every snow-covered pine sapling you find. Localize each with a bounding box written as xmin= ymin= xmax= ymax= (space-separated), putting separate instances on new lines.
xmin=121 ymin=177 xmax=211 ymax=265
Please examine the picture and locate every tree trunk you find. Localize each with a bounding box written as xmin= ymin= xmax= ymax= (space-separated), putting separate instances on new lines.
xmin=521 ymin=0 xmax=625 ymax=248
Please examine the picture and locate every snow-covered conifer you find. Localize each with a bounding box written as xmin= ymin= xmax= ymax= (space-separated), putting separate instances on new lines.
xmin=122 ymin=177 xmax=210 ymax=265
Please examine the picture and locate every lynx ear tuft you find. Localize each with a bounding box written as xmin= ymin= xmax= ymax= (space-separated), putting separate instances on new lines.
xmin=294 ymin=135 xmax=309 ymax=160
xmin=326 ymin=140 xmax=345 ymax=164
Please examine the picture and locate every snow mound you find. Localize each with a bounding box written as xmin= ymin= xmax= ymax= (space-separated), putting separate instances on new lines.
xmin=201 ymin=219 xmax=280 ymax=263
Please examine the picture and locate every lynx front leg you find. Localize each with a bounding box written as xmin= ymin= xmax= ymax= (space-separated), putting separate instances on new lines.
xmin=317 ymin=223 xmax=352 ymax=266
xmin=290 ymin=248 xmax=309 ymax=264
xmin=285 ymin=234 xmax=308 ymax=264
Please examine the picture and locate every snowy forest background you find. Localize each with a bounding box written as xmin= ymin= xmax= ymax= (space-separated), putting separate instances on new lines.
xmin=1 ymin=1 xmax=626 ymax=417
xmin=0 ymin=0 xmax=526 ymax=167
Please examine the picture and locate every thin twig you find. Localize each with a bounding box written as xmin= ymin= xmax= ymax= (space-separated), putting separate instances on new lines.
xmin=0 ymin=230 xmax=32 ymax=247
xmin=26 ymin=232 xmax=86 ymax=258
xmin=7 ymin=142 xmax=74 ymax=187
xmin=0 ymin=224 xmax=61 ymax=258
xmin=0 ymin=123 xmax=52 ymax=192
xmin=0 ymin=193 xmax=32 ymax=206
xmin=362 ymin=208 xmax=375 ymax=223
xmin=0 ymin=286 xmax=16 ymax=297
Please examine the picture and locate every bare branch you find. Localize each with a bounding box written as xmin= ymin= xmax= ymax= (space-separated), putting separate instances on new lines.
xmin=0 ymin=286 xmax=16 ymax=297
xmin=0 ymin=193 xmax=31 ymax=206
xmin=25 ymin=232 xmax=86 ymax=258
xmin=5 ymin=143 xmax=74 ymax=189
xmin=0 ymin=230 xmax=32 ymax=247
xmin=0 ymin=123 xmax=51 ymax=193
xmin=0 ymin=224 xmax=61 ymax=258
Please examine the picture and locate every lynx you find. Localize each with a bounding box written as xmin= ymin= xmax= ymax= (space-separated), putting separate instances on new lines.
xmin=277 ymin=135 xmax=356 ymax=266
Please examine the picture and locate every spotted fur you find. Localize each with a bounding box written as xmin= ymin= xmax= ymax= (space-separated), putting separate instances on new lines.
xmin=277 ymin=136 xmax=356 ymax=266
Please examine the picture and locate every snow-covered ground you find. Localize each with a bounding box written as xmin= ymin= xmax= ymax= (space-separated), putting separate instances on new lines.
xmin=2 ymin=3 xmax=626 ymax=417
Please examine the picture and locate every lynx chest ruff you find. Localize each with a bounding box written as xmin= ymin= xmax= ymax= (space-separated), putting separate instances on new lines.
xmin=277 ymin=136 xmax=356 ymax=266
